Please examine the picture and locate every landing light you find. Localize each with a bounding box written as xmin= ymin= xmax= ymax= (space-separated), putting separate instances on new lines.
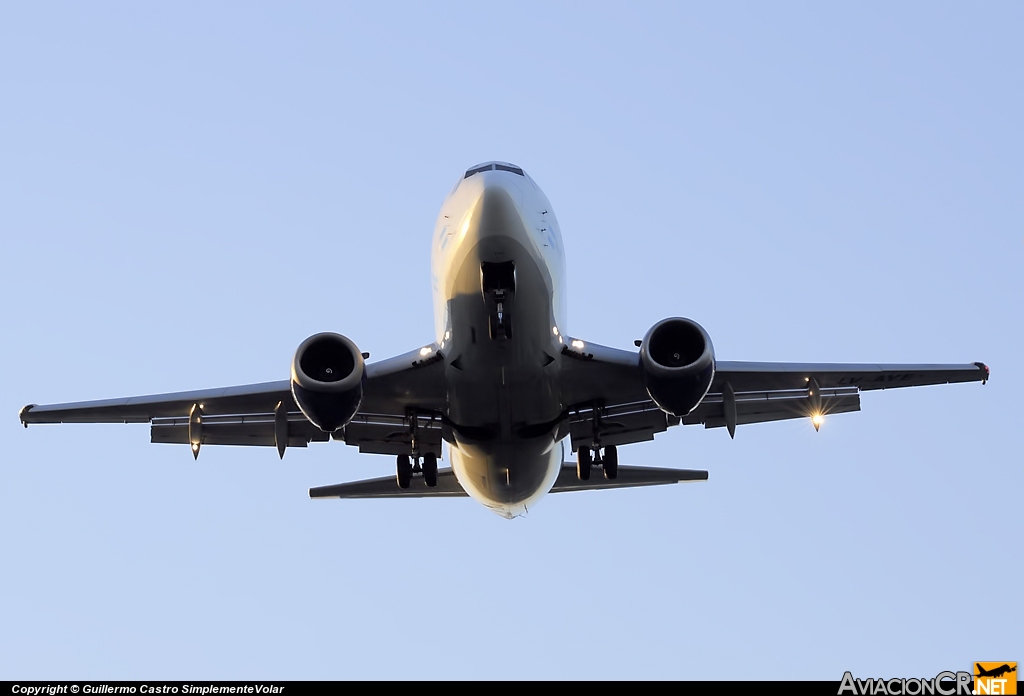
xmin=419 ymin=346 xmax=433 ymax=356
xmin=552 ymin=327 xmax=559 ymax=336
xmin=571 ymin=339 xmax=585 ymax=350
xmin=811 ymin=413 xmax=824 ymax=431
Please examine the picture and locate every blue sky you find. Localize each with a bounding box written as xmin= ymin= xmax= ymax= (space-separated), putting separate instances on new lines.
xmin=1 ymin=2 xmax=1020 ymax=680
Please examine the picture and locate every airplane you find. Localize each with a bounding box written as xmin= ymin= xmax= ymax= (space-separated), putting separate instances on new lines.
xmin=975 ymin=664 xmax=1016 ymax=679
xmin=19 ymin=161 xmax=990 ymax=518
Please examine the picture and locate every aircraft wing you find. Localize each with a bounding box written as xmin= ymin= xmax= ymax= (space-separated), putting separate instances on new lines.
xmin=560 ymin=338 xmax=989 ymax=448
xmin=309 ymin=463 xmax=708 ymax=499
xmin=19 ymin=345 xmax=449 ymax=457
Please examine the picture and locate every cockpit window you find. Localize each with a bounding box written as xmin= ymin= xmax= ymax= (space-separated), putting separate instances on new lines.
xmin=464 ymin=162 xmax=526 ymax=179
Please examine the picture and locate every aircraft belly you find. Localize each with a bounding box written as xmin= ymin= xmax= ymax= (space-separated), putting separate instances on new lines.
xmin=437 ymin=179 xmax=567 ymax=516
xmin=449 ymin=439 xmax=562 ymax=518
xmin=444 ymin=234 xmax=562 ymax=431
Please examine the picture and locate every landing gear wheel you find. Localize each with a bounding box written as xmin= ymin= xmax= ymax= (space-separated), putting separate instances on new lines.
xmin=396 ymin=454 xmax=412 ymax=489
xmin=423 ymin=453 xmax=438 ymax=488
xmin=603 ymin=445 xmax=618 ymax=480
xmin=576 ymin=447 xmax=592 ymax=481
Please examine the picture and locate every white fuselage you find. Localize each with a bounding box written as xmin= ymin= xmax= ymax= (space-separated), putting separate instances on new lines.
xmin=430 ymin=163 xmax=568 ymax=518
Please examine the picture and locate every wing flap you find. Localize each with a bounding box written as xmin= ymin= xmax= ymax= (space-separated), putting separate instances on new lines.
xmin=684 ymin=387 xmax=861 ymax=429
xmin=341 ymin=412 xmax=444 ymax=456
xmin=567 ymin=401 xmax=674 ymax=452
xmin=150 ymin=412 xmax=329 ymax=448
xmin=146 ymin=409 xmax=447 ymax=453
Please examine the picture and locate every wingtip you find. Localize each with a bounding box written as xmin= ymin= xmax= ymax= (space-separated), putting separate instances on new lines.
xmin=974 ymin=362 xmax=990 ymax=384
xmin=19 ymin=404 xmax=35 ymax=428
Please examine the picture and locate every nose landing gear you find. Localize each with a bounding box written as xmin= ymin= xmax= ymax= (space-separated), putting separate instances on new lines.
xmin=481 ymin=261 xmax=515 ymax=341
xmin=489 ymin=298 xmax=513 ymax=340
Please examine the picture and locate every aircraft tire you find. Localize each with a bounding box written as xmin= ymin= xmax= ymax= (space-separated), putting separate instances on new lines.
xmin=576 ymin=447 xmax=592 ymax=481
xmin=396 ymin=454 xmax=412 ymax=489
xmin=423 ymin=453 xmax=438 ymax=488
xmin=603 ymin=445 xmax=618 ymax=480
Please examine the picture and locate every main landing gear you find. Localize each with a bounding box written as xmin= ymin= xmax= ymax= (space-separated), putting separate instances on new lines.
xmin=396 ymin=453 xmax=439 ymax=489
xmin=576 ymin=445 xmax=618 ymax=481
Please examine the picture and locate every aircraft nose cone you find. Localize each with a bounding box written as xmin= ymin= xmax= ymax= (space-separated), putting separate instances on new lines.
xmin=468 ymin=175 xmax=525 ymax=241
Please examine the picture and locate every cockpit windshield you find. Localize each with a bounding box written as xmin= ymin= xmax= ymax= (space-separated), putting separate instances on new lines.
xmin=464 ymin=162 xmax=525 ymax=178
xmin=465 ymin=164 xmax=493 ymax=178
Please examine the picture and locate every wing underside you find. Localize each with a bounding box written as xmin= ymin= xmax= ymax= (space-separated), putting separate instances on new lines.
xmin=560 ymin=342 xmax=988 ymax=451
xmin=19 ymin=345 xmax=449 ymax=457
xmin=19 ymin=335 xmax=989 ymax=498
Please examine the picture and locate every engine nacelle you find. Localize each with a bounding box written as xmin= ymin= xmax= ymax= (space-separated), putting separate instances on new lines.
xmin=290 ymin=332 xmax=365 ymax=432
xmin=640 ymin=317 xmax=716 ymax=417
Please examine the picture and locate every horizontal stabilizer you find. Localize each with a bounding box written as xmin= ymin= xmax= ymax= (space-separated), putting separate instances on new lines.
xmin=310 ymin=468 xmax=466 ymax=499
xmin=551 ymin=463 xmax=707 ymax=492
xmin=309 ymin=463 xmax=707 ymax=500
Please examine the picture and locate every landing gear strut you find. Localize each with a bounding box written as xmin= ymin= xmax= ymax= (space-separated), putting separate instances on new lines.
xmin=488 ymin=302 xmax=512 ymax=340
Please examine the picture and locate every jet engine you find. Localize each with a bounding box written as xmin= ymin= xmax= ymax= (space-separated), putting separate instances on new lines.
xmin=640 ymin=317 xmax=716 ymax=417
xmin=290 ymin=332 xmax=365 ymax=432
